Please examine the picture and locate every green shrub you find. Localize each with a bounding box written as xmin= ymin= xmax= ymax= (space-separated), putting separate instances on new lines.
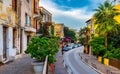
xmin=111 ymin=48 xmax=120 ymax=60
xmin=89 ymin=36 xmax=107 ymax=56
xmin=25 ymin=36 xmax=59 ymax=63
xmin=47 ymin=37 xmax=59 ymax=64
xmin=79 ymin=37 xmax=86 ymax=45
xmin=25 ymin=37 xmax=49 ymax=61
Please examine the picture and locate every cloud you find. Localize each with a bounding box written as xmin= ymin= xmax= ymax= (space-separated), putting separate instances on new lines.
xmin=40 ymin=0 xmax=94 ymax=30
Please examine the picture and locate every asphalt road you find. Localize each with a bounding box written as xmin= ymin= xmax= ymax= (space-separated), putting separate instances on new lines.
xmin=63 ymin=46 xmax=99 ymax=74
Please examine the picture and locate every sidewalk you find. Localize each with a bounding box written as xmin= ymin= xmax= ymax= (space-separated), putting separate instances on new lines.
xmin=0 ymin=54 xmax=34 ymax=74
xmin=79 ymin=53 xmax=120 ymax=74
xmin=54 ymin=51 xmax=68 ymax=74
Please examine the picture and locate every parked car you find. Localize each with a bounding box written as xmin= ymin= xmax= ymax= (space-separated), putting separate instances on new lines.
xmin=72 ymin=44 xmax=82 ymax=48
xmin=62 ymin=44 xmax=74 ymax=51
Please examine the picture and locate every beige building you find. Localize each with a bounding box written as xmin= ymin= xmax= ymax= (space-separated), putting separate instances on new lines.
xmin=0 ymin=0 xmax=41 ymax=63
xmin=54 ymin=23 xmax=64 ymax=38
xmin=19 ymin=0 xmax=36 ymax=54
xmin=0 ymin=0 xmax=52 ymax=63
xmin=0 ymin=0 xmax=18 ymax=62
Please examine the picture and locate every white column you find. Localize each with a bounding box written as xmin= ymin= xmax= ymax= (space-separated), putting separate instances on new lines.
xmin=7 ymin=27 xmax=16 ymax=58
xmin=22 ymin=30 xmax=27 ymax=53
xmin=0 ymin=25 xmax=3 ymax=61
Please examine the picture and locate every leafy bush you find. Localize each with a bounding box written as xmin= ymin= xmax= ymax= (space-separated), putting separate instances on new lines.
xmin=25 ymin=36 xmax=59 ymax=63
xmin=47 ymin=37 xmax=59 ymax=64
xmin=79 ymin=37 xmax=86 ymax=45
xmin=111 ymin=48 xmax=120 ymax=60
xmin=103 ymin=51 xmax=113 ymax=59
xmin=89 ymin=36 xmax=107 ymax=56
xmin=25 ymin=37 xmax=49 ymax=61
xmin=103 ymin=44 xmax=120 ymax=60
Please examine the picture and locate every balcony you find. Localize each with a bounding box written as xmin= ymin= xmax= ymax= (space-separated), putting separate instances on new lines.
xmin=33 ymin=14 xmax=42 ymax=20
xmin=0 ymin=18 xmax=6 ymax=24
xmin=24 ymin=26 xmax=36 ymax=33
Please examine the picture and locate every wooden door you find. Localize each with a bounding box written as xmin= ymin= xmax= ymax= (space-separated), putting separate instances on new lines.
xmin=3 ymin=27 xmax=7 ymax=59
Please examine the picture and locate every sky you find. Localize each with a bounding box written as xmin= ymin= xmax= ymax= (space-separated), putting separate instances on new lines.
xmin=40 ymin=0 xmax=117 ymax=31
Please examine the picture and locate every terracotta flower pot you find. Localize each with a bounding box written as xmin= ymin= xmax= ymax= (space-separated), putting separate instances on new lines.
xmin=50 ymin=64 xmax=54 ymax=74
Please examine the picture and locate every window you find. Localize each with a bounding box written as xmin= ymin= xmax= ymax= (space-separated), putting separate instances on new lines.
xmin=25 ymin=13 xmax=28 ymax=26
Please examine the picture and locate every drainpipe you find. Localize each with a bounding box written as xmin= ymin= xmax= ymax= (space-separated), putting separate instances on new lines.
xmin=17 ymin=0 xmax=21 ymax=54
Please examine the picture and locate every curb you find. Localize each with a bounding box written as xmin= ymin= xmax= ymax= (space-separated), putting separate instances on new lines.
xmin=79 ymin=53 xmax=103 ymax=74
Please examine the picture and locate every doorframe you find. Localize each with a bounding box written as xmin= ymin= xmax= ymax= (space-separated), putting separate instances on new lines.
xmin=3 ymin=26 xmax=7 ymax=61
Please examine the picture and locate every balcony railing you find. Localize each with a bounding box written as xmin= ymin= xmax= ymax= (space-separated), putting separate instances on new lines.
xmin=24 ymin=25 xmax=36 ymax=33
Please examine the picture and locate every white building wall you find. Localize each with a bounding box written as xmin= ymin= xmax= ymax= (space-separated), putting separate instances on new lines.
xmin=0 ymin=25 xmax=3 ymax=61
xmin=23 ymin=30 xmax=27 ymax=53
xmin=7 ymin=27 xmax=16 ymax=58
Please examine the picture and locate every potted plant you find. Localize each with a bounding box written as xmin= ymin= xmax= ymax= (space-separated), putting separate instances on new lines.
xmin=25 ymin=36 xmax=49 ymax=74
xmin=25 ymin=36 xmax=59 ymax=74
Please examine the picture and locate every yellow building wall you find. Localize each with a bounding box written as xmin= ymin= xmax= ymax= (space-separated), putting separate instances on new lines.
xmin=114 ymin=4 xmax=120 ymax=24
xmin=54 ymin=24 xmax=64 ymax=38
xmin=0 ymin=2 xmax=17 ymax=26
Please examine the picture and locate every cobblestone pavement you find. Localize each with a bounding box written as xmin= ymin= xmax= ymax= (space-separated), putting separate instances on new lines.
xmin=54 ymin=50 xmax=68 ymax=74
xmin=0 ymin=54 xmax=34 ymax=74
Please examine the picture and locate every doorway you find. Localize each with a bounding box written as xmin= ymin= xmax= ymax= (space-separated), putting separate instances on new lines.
xmin=3 ymin=27 xmax=7 ymax=60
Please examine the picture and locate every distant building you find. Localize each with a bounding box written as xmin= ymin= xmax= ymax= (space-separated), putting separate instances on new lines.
xmin=37 ymin=6 xmax=52 ymax=36
xmin=54 ymin=23 xmax=64 ymax=38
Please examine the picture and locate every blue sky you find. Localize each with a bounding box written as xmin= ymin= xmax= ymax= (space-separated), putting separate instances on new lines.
xmin=40 ymin=0 xmax=115 ymax=31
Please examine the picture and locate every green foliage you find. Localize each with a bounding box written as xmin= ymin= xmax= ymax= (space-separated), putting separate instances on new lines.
xmin=25 ymin=37 xmax=49 ymax=61
xmin=48 ymin=55 xmax=56 ymax=64
xmin=79 ymin=37 xmax=86 ymax=45
xmin=108 ymin=27 xmax=120 ymax=48
xmin=47 ymin=37 xmax=59 ymax=64
xmin=89 ymin=37 xmax=107 ymax=56
xmin=103 ymin=44 xmax=120 ymax=60
xmin=94 ymin=0 xmax=120 ymax=35
xmin=79 ymin=27 xmax=86 ymax=37
xmin=94 ymin=0 xmax=120 ymax=47
xmin=64 ymin=26 xmax=76 ymax=41
xmin=50 ymin=25 xmax=54 ymax=37
xmin=110 ymin=48 xmax=120 ymax=60
xmin=103 ymin=51 xmax=113 ymax=59
xmin=25 ymin=36 xmax=59 ymax=63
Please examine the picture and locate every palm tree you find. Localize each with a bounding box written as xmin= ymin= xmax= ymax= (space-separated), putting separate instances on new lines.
xmin=94 ymin=0 xmax=120 ymax=47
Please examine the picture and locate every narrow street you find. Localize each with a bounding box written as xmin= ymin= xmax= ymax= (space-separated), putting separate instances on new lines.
xmin=0 ymin=55 xmax=34 ymax=74
xmin=64 ymin=46 xmax=99 ymax=74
